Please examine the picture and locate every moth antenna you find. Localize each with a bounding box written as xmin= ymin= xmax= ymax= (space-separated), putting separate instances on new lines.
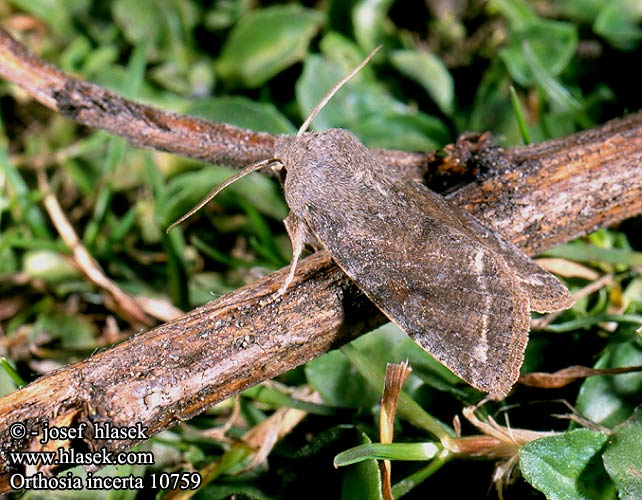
xmin=297 ymin=45 xmax=382 ymax=136
xmin=166 ymin=158 xmax=279 ymax=233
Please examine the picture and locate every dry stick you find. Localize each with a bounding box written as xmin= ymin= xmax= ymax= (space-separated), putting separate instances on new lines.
xmin=454 ymin=118 xmax=642 ymax=255
xmin=37 ymin=170 xmax=152 ymax=326
xmin=0 ymin=28 xmax=427 ymax=178
xmin=0 ymin=28 xmax=272 ymax=168
xmin=1 ymin=27 xmax=642 ymax=490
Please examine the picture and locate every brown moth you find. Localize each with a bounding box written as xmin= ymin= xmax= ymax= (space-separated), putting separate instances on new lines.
xmin=169 ymin=50 xmax=574 ymax=400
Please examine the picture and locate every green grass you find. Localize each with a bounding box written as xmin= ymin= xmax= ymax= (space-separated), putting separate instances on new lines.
xmin=1 ymin=1 xmax=642 ymax=498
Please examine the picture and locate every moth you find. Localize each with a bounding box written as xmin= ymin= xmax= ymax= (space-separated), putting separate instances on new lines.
xmin=169 ymin=50 xmax=574 ymax=400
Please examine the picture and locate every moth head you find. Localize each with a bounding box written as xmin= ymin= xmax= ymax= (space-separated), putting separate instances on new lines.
xmin=166 ymin=46 xmax=381 ymax=233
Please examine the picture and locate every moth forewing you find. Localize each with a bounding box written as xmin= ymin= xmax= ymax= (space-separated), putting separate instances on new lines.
xmin=275 ymin=128 xmax=571 ymax=398
xmin=435 ymin=199 xmax=575 ymax=313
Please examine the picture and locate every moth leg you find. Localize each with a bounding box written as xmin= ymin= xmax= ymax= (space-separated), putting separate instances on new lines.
xmin=279 ymin=213 xmax=314 ymax=295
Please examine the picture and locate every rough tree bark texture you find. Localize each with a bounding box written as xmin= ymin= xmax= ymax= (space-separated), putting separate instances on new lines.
xmin=1 ymin=27 xmax=642 ymax=491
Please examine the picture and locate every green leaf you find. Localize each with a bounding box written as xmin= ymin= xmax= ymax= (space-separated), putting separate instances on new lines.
xmin=296 ymin=53 xmax=379 ymax=131
xmin=0 ymin=144 xmax=50 ymax=240
xmin=594 ymin=0 xmax=642 ymax=51
xmin=340 ymin=341 xmax=453 ymax=441
xmin=510 ymin=85 xmax=532 ymax=143
xmin=8 ymin=0 xmax=90 ymax=34
xmin=319 ymin=31 xmax=377 ymax=80
xmin=306 ymin=324 xmax=462 ymax=410
xmin=520 ymin=42 xmax=590 ymax=128
xmin=545 ymin=242 xmax=642 ymax=267
xmin=59 ymin=35 xmax=92 ymax=73
xmin=352 ymin=110 xmax=448 ymax=151
xmin=468 ymin=59 xmax=521 ymax=140
xmin=0 ymin=370 xmax=17 ymax=397
xmin=23 ymin=250 xmax=81 ymax=283
xmin=0 ymin=357 xmax=23 ymax=393
xmin=216 ymin=5 xmax=322 ymax=87
xmin=34 ymin=312 xmax=98 ymax=350
xmin=306 ymin=349 xmax=379 ymax=409
xmin=543 ymin=314 xmax=642 ymax=333
xmin=489 ymin=0 xmax=536 ymax=29
xmin=340 ymin=431 xmax=383 ymax=500
xmin=0 ymin=241 xmax=19 ymax=275
xmin=242 ymin=385 xmax=336 ymax=416
xmin=112 ymin=0 xmax=160 ymax=44
xmin=555 ymin=0 xmax=606 ymax=23
xmin=576 ymin=331 xmax=642 ymax=428
xmin=236 ymin=198 xmax=285 ymax=266
xmin=184 ymin=96 xmax=295 ymax=134
xmin=204 ymin=0 xmax=252 ymax=30
xmin=390 ymin=49 xmax=455 ymax=116
xmin=500 ymin=20 xmax=578 ymax=85
xmin=352 ymin=0 xmax=395 ymax=51
xmin=520 ymin=429 xmax=613 ymax=500
xmin=603 ymin=406 xmax=642 ymax=500
xmin=296 ymin=53 xmax=449 ymax=148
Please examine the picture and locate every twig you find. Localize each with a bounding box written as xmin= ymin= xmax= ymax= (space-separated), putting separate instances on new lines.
xmin=36 ymin=170 xmax=152 ymax=326
xmin=0 ymin=27 xmax=428 ymax=178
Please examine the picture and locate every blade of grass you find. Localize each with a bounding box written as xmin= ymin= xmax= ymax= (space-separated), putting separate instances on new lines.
xmin=544 ymin=313 xmax=642 ymax=332
xmin=243 ymin=385 xmax=338 ymax=416
xmin=391 ymin=452 xmax=449 ymax=499
xmin=237 ymin=197 xmax=287 ymax=267
xmin=83 ymin=42 xmax=147 ymax=248
xmin=510 ymin=85 xmax=531 ymax=144
xmin=163 ymin=229 xmax=190 ymax=310
xmin=334 ymin=442 xmax=441 ymax=466
xmin=341 ymin=343 xmax=454 ymax=442
xmin=0 ymin=357 xmax=26 ymax=387
xmin=191 ymin=236 xmax=253 ymax=268
xmin=522 ymin=42 xmax=591 ymax=129
xmin=82 ymin=136 xmax=126 ymax=248
xmin=141 ymin=147 xmax=191 ymax=308
xmin=108 ymin=205 xmax=138 ymax=243
xmin=0 ymin=116 xmax=50 ymax=240
xmin=545 ymin=242 xmax=642 ymax=267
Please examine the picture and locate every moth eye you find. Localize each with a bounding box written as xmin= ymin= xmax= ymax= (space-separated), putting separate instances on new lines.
xmin=270 ymin=161 xmax=284 ymax=173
